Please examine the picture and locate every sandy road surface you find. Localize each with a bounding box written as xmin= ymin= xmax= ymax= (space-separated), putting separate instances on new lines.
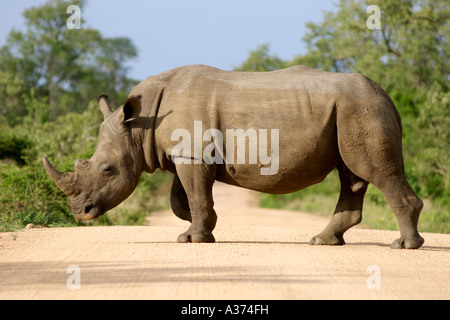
xmin=0 ymin=182 xmax=449 ymax=300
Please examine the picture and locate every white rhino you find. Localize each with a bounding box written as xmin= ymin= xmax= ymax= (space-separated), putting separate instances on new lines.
xmin=44 ymin=65 xmax=424 ymax=249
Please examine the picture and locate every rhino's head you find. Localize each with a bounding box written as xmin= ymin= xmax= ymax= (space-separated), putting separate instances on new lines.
xmin=43 ymin=94 xmax=144 ymax=221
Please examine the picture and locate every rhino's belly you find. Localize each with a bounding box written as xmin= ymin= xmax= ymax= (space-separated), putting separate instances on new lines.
xmin=215 ymin=139 xmax=339 ymax=194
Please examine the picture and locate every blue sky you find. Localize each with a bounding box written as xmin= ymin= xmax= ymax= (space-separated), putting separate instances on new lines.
xmin=0 ymin=0 xmax=336 ymax=80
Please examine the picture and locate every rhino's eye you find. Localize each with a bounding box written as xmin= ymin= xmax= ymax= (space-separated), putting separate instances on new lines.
xmin=100 ymin=163 xmax=113 ymax=176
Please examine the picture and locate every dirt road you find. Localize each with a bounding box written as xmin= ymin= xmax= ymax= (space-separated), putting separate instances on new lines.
xmin=1 ymin=182 xmax=449 ymax=300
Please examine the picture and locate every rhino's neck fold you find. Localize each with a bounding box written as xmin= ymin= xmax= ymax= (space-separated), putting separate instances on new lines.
xmin=139 ymin=88 xmax=164 ymax=174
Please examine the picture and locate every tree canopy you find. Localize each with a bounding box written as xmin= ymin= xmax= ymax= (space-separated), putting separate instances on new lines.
xmin=0 ymin=0 xmax=143 ymax=230
xmin=0 ymin=0 xmax=138 ymax=125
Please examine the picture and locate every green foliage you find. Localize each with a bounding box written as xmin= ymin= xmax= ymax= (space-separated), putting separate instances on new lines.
xmin=404 ymin=90 xmax=450 ymax=203
xmin=0 ymin=130 xmax=32 ymax=165
xmin=0 ymin=0 xmax=138 ymax=122
xmin=0 ymin=100 xmax=99 ymax=231
xmin=295 ymin=0 xmax=449 ymax=93
xmin=0 ymin=160 xmax=74 ymax=232
xmin=0 ymin=0 xmax=156 ymax=232
xmin=241 ymin=0 xmax=449 ymax=233
xmin=234 ymin=44 xmax=288 ymax=72
xmin=0 ymin=70 xmax=27 ymax=126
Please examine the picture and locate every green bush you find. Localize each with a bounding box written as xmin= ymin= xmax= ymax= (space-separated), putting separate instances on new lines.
xmin=0 ymin=101 xmax=100 ymax=231
xmin=0 ymin=129 xmax=32 ymax=165
xmin=0 ymin=160 xmax=74 ymax=231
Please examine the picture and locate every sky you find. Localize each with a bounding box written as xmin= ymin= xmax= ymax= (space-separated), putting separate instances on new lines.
xmin=0 ymin=0 xmax=336 ymax=80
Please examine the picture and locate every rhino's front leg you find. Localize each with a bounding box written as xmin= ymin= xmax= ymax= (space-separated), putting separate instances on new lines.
xmin=175 ymin=164 xmax=217 ymax=243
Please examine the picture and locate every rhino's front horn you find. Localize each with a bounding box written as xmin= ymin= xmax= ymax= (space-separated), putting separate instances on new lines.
xmin=43 ymin=157 xmax=77 ymax=196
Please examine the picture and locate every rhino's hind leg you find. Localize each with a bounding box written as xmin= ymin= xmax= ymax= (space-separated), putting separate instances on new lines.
xmin=170 ymin=174 xmax=192 ymax=223
xmin=376 ymin=175 xmax=424 ymax=249
xmin=310 ymin=163 xmax=368 ymax=246
xmin=334 ymin=99 xmax=424 ymax=249
xmin=175 ymin=164 xmax=217 ymax=243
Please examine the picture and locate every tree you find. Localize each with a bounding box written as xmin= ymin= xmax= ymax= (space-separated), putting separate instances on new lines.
xmin=0 ymin=0 xmax=138 ymax=121
xmin=234 ymin=44 xmax=288 ymax=72
xmin=0 ymin=70 xmax=26 ymax=126
xmin=94 ymin=37 xmax=139 ymax=108
xmin=294 ymin=0 xmax=449 ymax=112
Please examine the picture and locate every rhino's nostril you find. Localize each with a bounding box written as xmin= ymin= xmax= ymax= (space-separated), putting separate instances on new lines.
xmin=84 ymin=204 xmax=94 ymax=214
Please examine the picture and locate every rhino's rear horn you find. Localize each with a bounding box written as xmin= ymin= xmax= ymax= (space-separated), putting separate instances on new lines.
xmin=43 ymin=157 xmax=77 ymax=196
xmin=98 ymin=94 xmax=113 ymax=119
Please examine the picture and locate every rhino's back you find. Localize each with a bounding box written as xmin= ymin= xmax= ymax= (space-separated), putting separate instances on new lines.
xmin=158 ymin=64 xmax=354 ymax=126
xmin=161 ymin=64 xmax=367 ymax=94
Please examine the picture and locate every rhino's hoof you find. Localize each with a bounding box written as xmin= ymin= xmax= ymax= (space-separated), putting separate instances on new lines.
xmin=177 ymin=230 xmax=215 ymax=243
xmin=391 ymin=236 xmax=424 ymax=250
xmin=310 ymin=233 xmax=345 ymax=246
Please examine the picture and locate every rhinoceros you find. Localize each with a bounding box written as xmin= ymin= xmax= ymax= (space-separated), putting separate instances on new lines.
xmin=43 ymin=65 xmax=424 ymax=249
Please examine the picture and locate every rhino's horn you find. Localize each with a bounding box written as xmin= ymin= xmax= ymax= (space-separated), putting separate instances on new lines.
xmin=43 ymin=157 xmax=76 ymax=196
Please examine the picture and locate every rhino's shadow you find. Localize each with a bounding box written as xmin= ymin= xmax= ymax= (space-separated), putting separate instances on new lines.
xmin=131 ymin=241 xmax=450 ymax=252
xmin=133 ymin=110 xmax=173 ymax=130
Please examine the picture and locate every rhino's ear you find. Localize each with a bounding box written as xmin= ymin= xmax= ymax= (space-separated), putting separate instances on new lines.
xmin=98 ymin=94 xmax=113 ymax=119
xmin=122 ymin=95 xmax=142 ymax=123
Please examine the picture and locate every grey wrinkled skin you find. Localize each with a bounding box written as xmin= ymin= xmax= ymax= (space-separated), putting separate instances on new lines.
xmin=44 ymin=65 xmax=424 ymax=249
